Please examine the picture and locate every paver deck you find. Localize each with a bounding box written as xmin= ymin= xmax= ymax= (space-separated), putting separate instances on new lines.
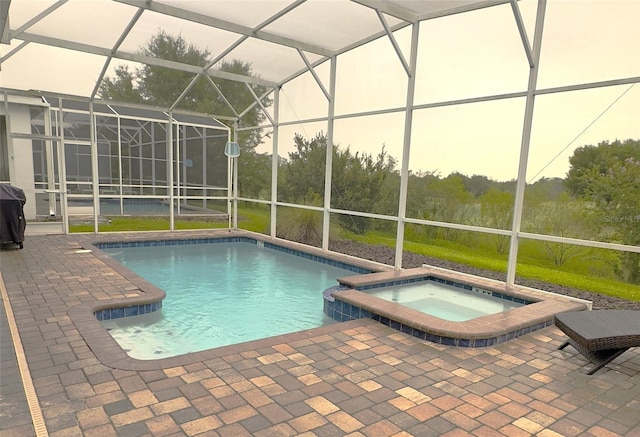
xmin=1 ymin=230 xmax=639 ymax=437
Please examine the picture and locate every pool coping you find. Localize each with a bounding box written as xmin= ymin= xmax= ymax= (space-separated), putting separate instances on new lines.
xmin=327 ymin=266 xmax=589 ymax=346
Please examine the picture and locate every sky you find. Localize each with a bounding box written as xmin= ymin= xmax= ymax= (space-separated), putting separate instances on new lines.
xmin=2 ymin=0 xmax=639 ymax=183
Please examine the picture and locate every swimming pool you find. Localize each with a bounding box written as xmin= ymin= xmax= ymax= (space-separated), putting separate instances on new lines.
xmin=64 ymin=232 xmax=589 ymax=369
xmin=99 ymin=239 xmax=365 ymax=359
xmin=360 ymin=281 xmax=524 ymax=322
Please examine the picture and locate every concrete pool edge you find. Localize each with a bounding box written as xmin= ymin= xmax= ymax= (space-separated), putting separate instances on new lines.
xmin=329 ymin=267 xmax=590 ymax=347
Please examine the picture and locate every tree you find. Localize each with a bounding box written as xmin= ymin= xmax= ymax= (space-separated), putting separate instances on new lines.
xmin=523 ymin=191 xmax=591 ymax=266
xmin=98 ymin=65 xmax=144 ymax=104
xmin=278 ymin=133 xmax=326 ymax=203
xmin=464 ymin=174 xmax=493 ymax=197
xmin=478 ymin=188 xmax=514 ymax=254
xmin=98 ymin=31 xmax=272 ymax=200
xmin=278 ymin=132 xmax=396 ymax=234
xmin=238 ymin=151 xmax=272 ymax=199
xmin=99 ymin=32 xmax=270 ymax=149
xmin=420 ymin=174 xmax=473 ymax=242
xmin=566 ymin=139 xmax=639 ymax=198
xmin=566 ymin=139 xmax=640 ymax=283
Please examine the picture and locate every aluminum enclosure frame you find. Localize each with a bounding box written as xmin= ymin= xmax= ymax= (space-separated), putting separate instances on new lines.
xmin=1 ymin=0 xmax=639 ymax=291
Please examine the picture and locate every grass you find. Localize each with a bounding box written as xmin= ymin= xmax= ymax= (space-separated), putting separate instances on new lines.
xmin=70 ymin=216 xmax=228 ymax=233
xmin=236 ymin=205 xmax=270 ymax=233
xmin=348 ymin=230 xmax=640 ymax=301
xmin=69 ymin=207 xmax=640 ymax=302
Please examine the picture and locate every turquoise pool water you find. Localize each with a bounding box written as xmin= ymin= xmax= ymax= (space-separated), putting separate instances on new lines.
xmin=362 ymin=281 xmax=524 ymax=321
xmin=100 ymin=242 xmax=355 ymax=359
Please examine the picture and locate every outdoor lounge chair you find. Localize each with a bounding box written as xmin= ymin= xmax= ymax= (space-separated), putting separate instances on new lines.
xmin=554 ymin=310 xmax=640 ymax=375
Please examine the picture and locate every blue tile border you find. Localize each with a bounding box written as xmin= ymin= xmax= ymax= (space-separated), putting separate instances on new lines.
xmin=354 ymin=276 xmax=534 ymax=306
xmin=323 ymin=297 xmax=554 ymax=348
xmin=95 ymin=301 xmax=162 ymax=321
xmin=324 ymin=275 xmax=548 ymax=348
xmin=93 ymin=237 xmax=370 ymax=323
xmin=95 ymin=237 xmax=371 ymax=275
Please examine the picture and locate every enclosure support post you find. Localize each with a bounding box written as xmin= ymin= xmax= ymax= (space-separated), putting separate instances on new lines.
xmin=151 ymin=121 xmax=156 ymax=196
xmin=394 ymin=22 xmax=420 ymax=270
xmin=174 ymin=121 xmax=181 ymax=217
xmin=117 ymin=116 xmax=123 ymax=216
xmin=270 ymin=89 xmax=280 ymax=238
xmin=232 ymin=120 xmax=239 ymax=229
xmin=138 ymin=129 xmax=143 ymax=201
xmin=89 ymin=101 xmax=100 ymax=234
xmin=57 ymin=100 xmax=69 ymax=234
xmin=168 ymin=112 xmax=175 ymax=232
xmin=322 ymin=56 xmax=337 ymax=252
xmin=202 ymin=131 xmax=206 ymax=209
xmin=43 ymin=106 xmax=56 ymax=216
xmin=506 ymin=0 xmax=547 ymax=286
xmin=227 ymin=129 xmax=233 ymax=231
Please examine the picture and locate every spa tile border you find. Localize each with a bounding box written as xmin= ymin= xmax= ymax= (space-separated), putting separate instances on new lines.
xmin=350 ymin=275 xmax=533 ymax=305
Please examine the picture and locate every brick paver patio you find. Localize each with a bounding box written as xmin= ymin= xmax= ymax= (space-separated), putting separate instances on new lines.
xmin=1 ymin=231 xmax=639 ymax=436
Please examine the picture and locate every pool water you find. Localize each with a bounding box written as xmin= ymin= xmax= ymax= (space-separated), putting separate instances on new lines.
xmin=101 ymin=242 xmax=354 ymax=359
xmin=362 ymin=281 xmax=524 ymax=321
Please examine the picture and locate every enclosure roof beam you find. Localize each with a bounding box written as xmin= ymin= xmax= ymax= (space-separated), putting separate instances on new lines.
xmin=205 ymin=75 xmax=240 ymax=119
xmin=91 ymin=7 xmax=145 ymax=99
xmin=9 ymin=0 xmax=68 ymax=40
xmin=16 ymin=31 xmax=278 ymax=88
xmin=0 ymin=40 xmax=28 ymax=64
xmin=296 ymin=49 xmax=330 ymax=101
xmin=0 ymin=0 xmax=11 ymax=43
xmin=170 ymin=74 xmax=202 ymax=111
xmin=376 ymin=9 xmax=411 ymax=76
xmin=510 ymin=0 xmax=534 ymax=67
xmin=417 ymin=0 xmax=510 ymax=21
xmin=204 ymin=1 xmax=307 ymax=71
xmin=238 ymin=88 xmax=274 ymax=120
xmin=243 ymin=84 xmax=275 ymax=126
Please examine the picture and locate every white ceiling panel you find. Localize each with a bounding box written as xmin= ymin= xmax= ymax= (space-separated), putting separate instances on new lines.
xmin=263 ymin=0 xmax=382 ymax=52
xmin=156 ymin=0 xmax=300 ymax=29
xmin=219 ymin=37 xmax=308 ymax=83
xmin=23 ymin=0 xmax=138 ymax=49
xmin=118 ymin=9 xmax=241 ymax=59
xmin=3 ymin=0 xmax=512 ymax=100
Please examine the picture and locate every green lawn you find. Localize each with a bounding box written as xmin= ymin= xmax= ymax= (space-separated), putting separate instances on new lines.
xmin=69 ymin=217 xmax=228 ymax=233
xmin=346 ymin=230 xmax=640 ymax=301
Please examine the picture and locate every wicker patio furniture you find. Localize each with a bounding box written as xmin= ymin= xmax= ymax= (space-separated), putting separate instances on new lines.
xmin=554 ymin=310 xmax=640 ymax=375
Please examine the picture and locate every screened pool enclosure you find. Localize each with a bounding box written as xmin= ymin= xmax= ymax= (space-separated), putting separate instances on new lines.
xmin=27 ymin=98 xmax=231 ymax=223
xmin=1 ymin=0 xmax=639 ymax=291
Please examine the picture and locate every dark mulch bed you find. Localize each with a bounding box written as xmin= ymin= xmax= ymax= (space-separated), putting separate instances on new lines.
xmin=329 ymin=240 xmax=640 ymax=311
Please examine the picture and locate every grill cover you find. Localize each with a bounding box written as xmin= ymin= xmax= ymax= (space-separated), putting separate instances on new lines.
xmin=0 ymin=183 xmax=27 ymax=246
